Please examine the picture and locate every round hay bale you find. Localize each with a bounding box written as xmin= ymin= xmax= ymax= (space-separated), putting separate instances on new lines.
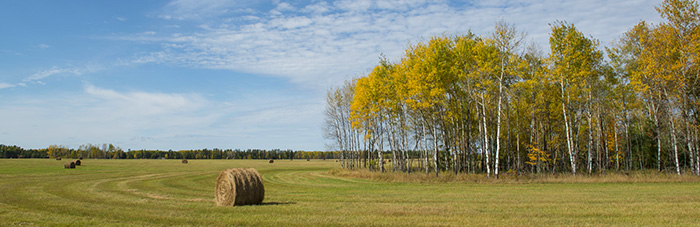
xmin=215 ymin=168 xmax=265 ymax=206
xmin=182 ymin=159 xmax=188 ymax=164
xmin=306 ymin=158 xmax=310 ymax=161
xmin=74 ymin=160 xmax=81 ymax=166
xmin=56 ymin=157 xmax=62 ymax=161
xmin=64 ymin=162 xmax=75 ymax=169
xmin=268 ymin=159 xmax=274 ymax=163
xmin=79 ymin=157 xmax=83 ymax=160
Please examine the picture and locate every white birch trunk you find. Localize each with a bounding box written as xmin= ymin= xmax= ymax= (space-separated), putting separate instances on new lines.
xmin=481 ymin=95 xmax=491 ymax=178
xmin=561 ymin=75 xmax=576 ymax=175
xmin=495 ymin=82 xmax=502 ymax=178
xmin=587 ymin=101 xmax=593 ymax=174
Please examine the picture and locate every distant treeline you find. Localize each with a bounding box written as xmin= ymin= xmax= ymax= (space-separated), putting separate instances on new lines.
xmin=0 ymin=144 xmax=336 ymax=160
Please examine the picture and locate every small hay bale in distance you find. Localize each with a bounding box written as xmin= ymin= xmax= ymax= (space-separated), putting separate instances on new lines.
xmin=74 ymin=159 xmax=81 ymax=166
xmin=56 ymin=157 xmax=62 ymax=161
xmin=306 ymin=158 xmax=310 ymax=161
xmin=79 ymin=157 xmax=83 ymax=160
xmin=268 ymin=159 xmax=274 ymax=163
xmin=215 ymin=168 xmax=265 ymax=206
xmin=64 ymin=162 xmax=75 ymax=169
xmin=182 ymin=159 xmax=188 ymax=164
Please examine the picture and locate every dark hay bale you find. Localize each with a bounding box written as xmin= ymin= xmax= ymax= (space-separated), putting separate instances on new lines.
xmin=215 ymin=168 xmax=265 ymax=206
xmin=268 ymin=159 xmax=274 ymax=163
xmin=56 ymin=157 xmax=62 ymax=161
xmin=182 ymin=159 xmax=188 ymax=164
xmin=79 ymin=157 xmax=83 ymax=160
xmin=74 ymin=160 xmax=81 ymax=166
xmin=306 ymin=158 xmax=310 ymax=161
xmin=64 ymin=162 xmax=75 ymax=169
xmin=335 ymin=160 xmax=339 ymax=162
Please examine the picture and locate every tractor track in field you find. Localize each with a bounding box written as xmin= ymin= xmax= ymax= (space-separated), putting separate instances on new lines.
xmin=262 ymin=167 xmax=369 ymax=187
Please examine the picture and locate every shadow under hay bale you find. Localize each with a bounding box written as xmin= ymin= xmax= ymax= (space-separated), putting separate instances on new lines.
xmin=64 ymin=162 xmax=75 ymax=169
xmin=74 ymin=160 xmax=81 ymax=166
xmin=268 ymin=159 xmax=274 ymax=163
xmin=215 ymin=168 xmax=265 ymax=206
xmin=182 ymin=159 xmax=188 ymax=164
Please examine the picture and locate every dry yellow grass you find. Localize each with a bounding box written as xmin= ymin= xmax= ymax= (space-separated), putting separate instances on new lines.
xmin=329 ymin=168 xmax=700 ymax=184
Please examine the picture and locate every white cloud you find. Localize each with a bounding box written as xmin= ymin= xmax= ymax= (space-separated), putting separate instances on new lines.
xmin=140 ymin=0 xmax=662 ymax=91
xmin=5 ymin=0 xmax=661 ymax=150
xmin=0 ymin=83 xmax=323 ymax=150
xmin=0 ymin=83 xmax=15 ymax=89
xmin=274 ymin=2 xmax=295 ymax=12
xmin=24 ymin=65 xmax=101 ymax=83
xmin=37 ymin=44 xmax=50 ymax=49
xmin=83 ymin=84 xmax=207 ymax=116
xmin=302 ymin=2 xmax=331 ymax=14
xmin=334 ymin=0 xmax=372 ymax=11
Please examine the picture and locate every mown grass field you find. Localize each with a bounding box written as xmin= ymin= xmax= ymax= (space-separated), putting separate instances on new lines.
xmin=1 ymin=159 xmax=699 ymax=226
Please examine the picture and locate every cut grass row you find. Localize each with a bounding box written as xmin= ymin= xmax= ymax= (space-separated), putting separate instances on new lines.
xmin=1 ymin=159 xmax=699 ymax=226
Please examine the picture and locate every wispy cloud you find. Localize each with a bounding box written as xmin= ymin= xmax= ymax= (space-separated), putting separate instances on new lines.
xmin=83 ymin=83 xmax=208 ymax=116
xmin=0 ymin=83 xmax=15 ymax=89
xmin=129 ymin=0 xmax=662 ymax=90
xmin=0 ymin=82 xmax=322 ymax=150
xmin=2 ymin=0 xmax=663 ymax=151
xmin=24 ymin=65 xmax=101 ymax=84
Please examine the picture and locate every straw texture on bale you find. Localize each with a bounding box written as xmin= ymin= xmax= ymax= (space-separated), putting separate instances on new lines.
xmin=268 ymin=159 xmax=274 ymax=163
xmin=74 ymin=160 xmax=81 ymax=166
xmin=64 ymin=162 xmax=75 ymax=169
xmin=215 ymin=168 xmax=265 ymax=206
xmin=182 ymin=159 xmax=188 ymax=164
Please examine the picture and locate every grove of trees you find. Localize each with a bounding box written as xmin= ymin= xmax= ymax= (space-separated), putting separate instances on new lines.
xmin=324 ymin=0 xmax=700 ymax=177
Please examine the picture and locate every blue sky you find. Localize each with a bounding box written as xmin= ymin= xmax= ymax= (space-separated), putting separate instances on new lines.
xmin=0 ymin=0 xmax=662 ymax=151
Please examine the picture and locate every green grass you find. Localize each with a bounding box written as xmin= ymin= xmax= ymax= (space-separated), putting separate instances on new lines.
xmin=1 ymin=159 xmax=699 ymax=226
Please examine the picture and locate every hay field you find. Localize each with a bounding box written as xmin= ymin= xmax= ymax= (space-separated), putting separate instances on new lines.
xmin=1 ymin=159 xmax=699 ymax=226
